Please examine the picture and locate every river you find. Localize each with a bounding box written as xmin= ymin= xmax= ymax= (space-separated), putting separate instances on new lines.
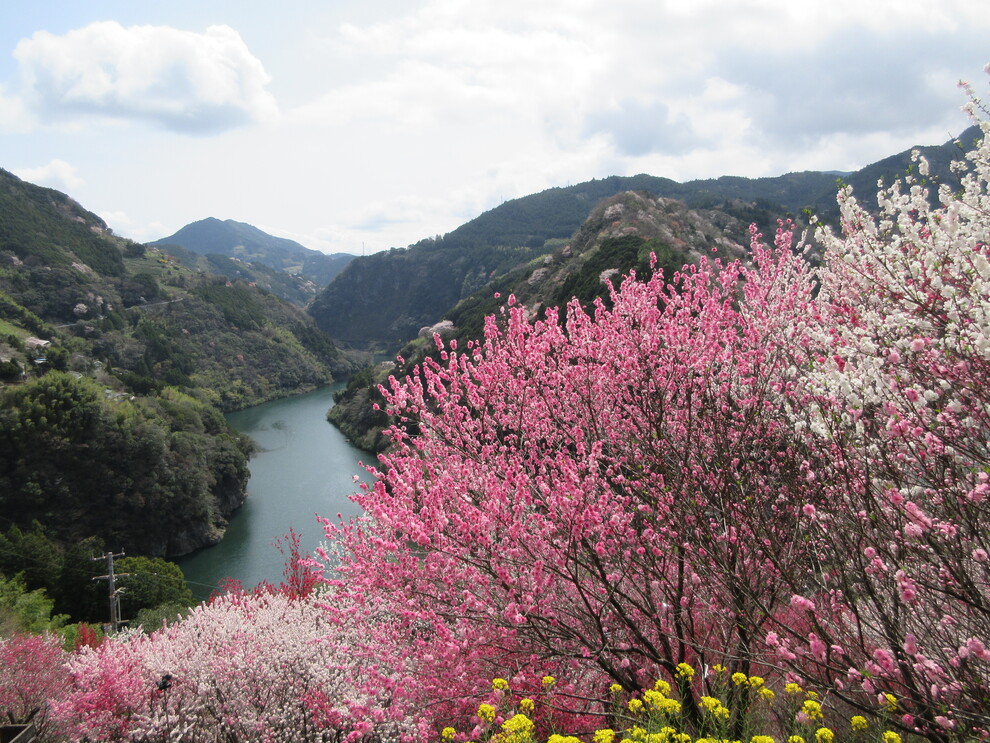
xmin=178 ymin=384 xmax=370 ymax=600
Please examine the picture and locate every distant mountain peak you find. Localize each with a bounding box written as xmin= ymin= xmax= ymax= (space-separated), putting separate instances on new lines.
xmin=151 ymin=218 xmax=354 ymax=289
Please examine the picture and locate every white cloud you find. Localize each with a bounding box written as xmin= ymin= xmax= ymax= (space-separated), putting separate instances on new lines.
xmin=0 ymin=83 xmax=34 ymax=132
xmin=13 ymin=21 xmax=278 ymax=134
xmin=13 ymin=158 xmax=84 ymax=191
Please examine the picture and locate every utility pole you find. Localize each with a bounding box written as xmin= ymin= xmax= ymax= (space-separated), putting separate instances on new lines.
xmin=92 ymin=551 xmax=129 ymax=633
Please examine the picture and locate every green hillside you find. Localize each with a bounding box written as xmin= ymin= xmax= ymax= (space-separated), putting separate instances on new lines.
xmin=152 ymin=217 xmax=354 ymax=293
xmin=0 ymin=168 xmax=361 ymax=566
xmin=310 ymin=126 xmax=979 ymax=353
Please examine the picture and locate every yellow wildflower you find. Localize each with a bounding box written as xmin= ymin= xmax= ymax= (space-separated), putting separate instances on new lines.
xmin=441 ymin=728 xmax=456 ymax=741
xmin=492 ymin=678 xmax=510 ymax=691
xmin=758 ymin=687 xmax=776 ymax=701
xmin=594 ymin=730 xmax=617 ymax=743
xmin=477 ymin=704 xmax=496 ymax=723
xmin=711 ymin=664 xmax=727 ymax=674
xmin=850 ymin=716 xmax=868 ymax=732
xmin=748 ymin=676 xmax=765 ymax=688
xmin=629 ymin=726 xmax=647 ymax=741
xmin=676 ymin=662 xmax=695 ymax=680
xmin=699 ymin=696 xmax=730 ymax=720
xmin=802 ymin=699 xmax=823 ymax=720
xmin=882 ymin=693 xmax=898 ymax=712
xmin=502 ymin=713 xmax=534 ymax=734
xmin=751 ymin=736 xmax=776 ymax=743
xmin=788 ymin=737 xmax=806 ymax=743
xmin=519 ymin=698 xmax=535 ymax=713
xmin=541 ymin=675 xmax=556 ymax=687
xmin=548 ymin=736 xmax=582 ymax=743
xmin=628 ymin=698 xmax=645 ymax=713
xmin=815 ymin=728 xmax=834 ymax=743
xmin=882 ymin=733 xmax=901 ymax=743
xmin=653 ymin=679 xmax=672 ymax=695
xmin=784 ymin=683 xmax=803 ymax=695
xmin=611 ymin=683 xmax=624 ymax=694
xmin=731 ymin=672 xmax=748 ymax=686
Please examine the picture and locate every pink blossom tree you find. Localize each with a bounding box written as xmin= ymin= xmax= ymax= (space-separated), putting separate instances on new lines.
xmin=0 ymin=632 xmax=70 ymax=740
xmin=760 ymin=109 xmax=990 ymax=737
xmin=324 ymin=223 xmax=823 ymax=738
xmin=325 ymin=73 xmax=990 ymax=741
xmin=53 ymin=588 xmax=390 ymax=742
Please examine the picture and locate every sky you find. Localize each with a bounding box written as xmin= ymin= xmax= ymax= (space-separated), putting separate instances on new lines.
xmin=0 ymin=1 xmax=987 ymax=255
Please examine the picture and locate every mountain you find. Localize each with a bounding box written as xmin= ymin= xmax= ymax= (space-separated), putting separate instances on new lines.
xmin=310 ymin=126 xmax=981 ymax=353
xmin=0 ymin=167 xmax=362 ymax=561
xmin=152 ymin=217 xmax=355 ymax=296
xmin=327 ymin=190 xmax=756 ymax=451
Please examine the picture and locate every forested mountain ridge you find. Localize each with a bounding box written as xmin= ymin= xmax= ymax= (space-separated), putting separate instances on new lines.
xmin=310 ymin=124 xmax=981 ymax=353
xmin=0 ymin=167 xmax=361 ymax=565
xmin=152 ymin=217 xmax=355 ymax=298
xmin=328 ymin=191 xmax=756 ymax=450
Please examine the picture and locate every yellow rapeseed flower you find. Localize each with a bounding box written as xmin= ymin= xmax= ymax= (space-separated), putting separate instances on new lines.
xmin=699 ymin=696 xmax=730 ymax=720
xmin=784 ymin=683 xmax=803 ymax=695
xmin=477 ymin=704 xmax=496 ymax=723
xmin=748 ymin=676 xmax=765 ymax=688
xmin=492 ymin=678 xmax=510 ymax=691
xmin=542 ymin=676 xmax=556 ymax=687
xmin=815 ymin=728 xmax=834 ymax=743
xmin=441 ymin=727 xmax=456 ymax=741
xmin=882 ymin=732 xmax=901 ymax=743
xmin=548 ymin=736 xmax=581 ymax=743
xmin=594 ymin=729 xmax=617 ymax=743
xmin=850 ymin=716 xmax=868 ymax=732
xmin=751 ymin=736 xmax=776 ymax=743
xmin=788 ymin=737 xmax=806 ymax=743
xmin=501 ymin=714 xmax=533 ymax=733
xmin=758 ymin=687 xmax=776 ymax=701
xmin=611 ymin=683 xmax=624 ymax=694
xmin=882 ymin=693 xmax=898 ymax=712
xmin=628 ymin=698 xmax=645 ymax=713
xmin=653 ymin=679 xmax=672 ymax=695
xmin=711 ymin=664 xmax=727 ymax=674
xmin=519 ymin=698 xmax=534 ymax=713
xmin=802 ymin=699 xmax=823 ymax=720
xmin=732 ymin=672 xmax=748 ymax=686
xmin=676 ymin=663 xmax=695 ymax=680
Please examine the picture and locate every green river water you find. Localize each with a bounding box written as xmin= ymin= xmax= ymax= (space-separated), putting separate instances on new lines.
xmin=178 ymin=384 xmax=370 ymax=599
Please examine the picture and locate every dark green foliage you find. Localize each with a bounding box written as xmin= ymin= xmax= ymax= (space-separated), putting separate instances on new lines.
xmin=0 ymin=169 xmax=124 ymax=276
xmin=0 ymin=524 xmax=105 ymax=622
xmin=191 ymin=280 xmax=265 ymax=330
xmin=327 ymin=363 xmax=392 ymax=452
xmin=119 ymin=272 xmax=162 ymax=306
xmin=0 ymin=523 xmax=196 ymax=624
xmin=116 ymin=556 xmax=194 ymax=620
xmin=0 ymin=372 xmax=254 ymax=558
xmin=553 ymin=235 xmax=656 ymax=308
